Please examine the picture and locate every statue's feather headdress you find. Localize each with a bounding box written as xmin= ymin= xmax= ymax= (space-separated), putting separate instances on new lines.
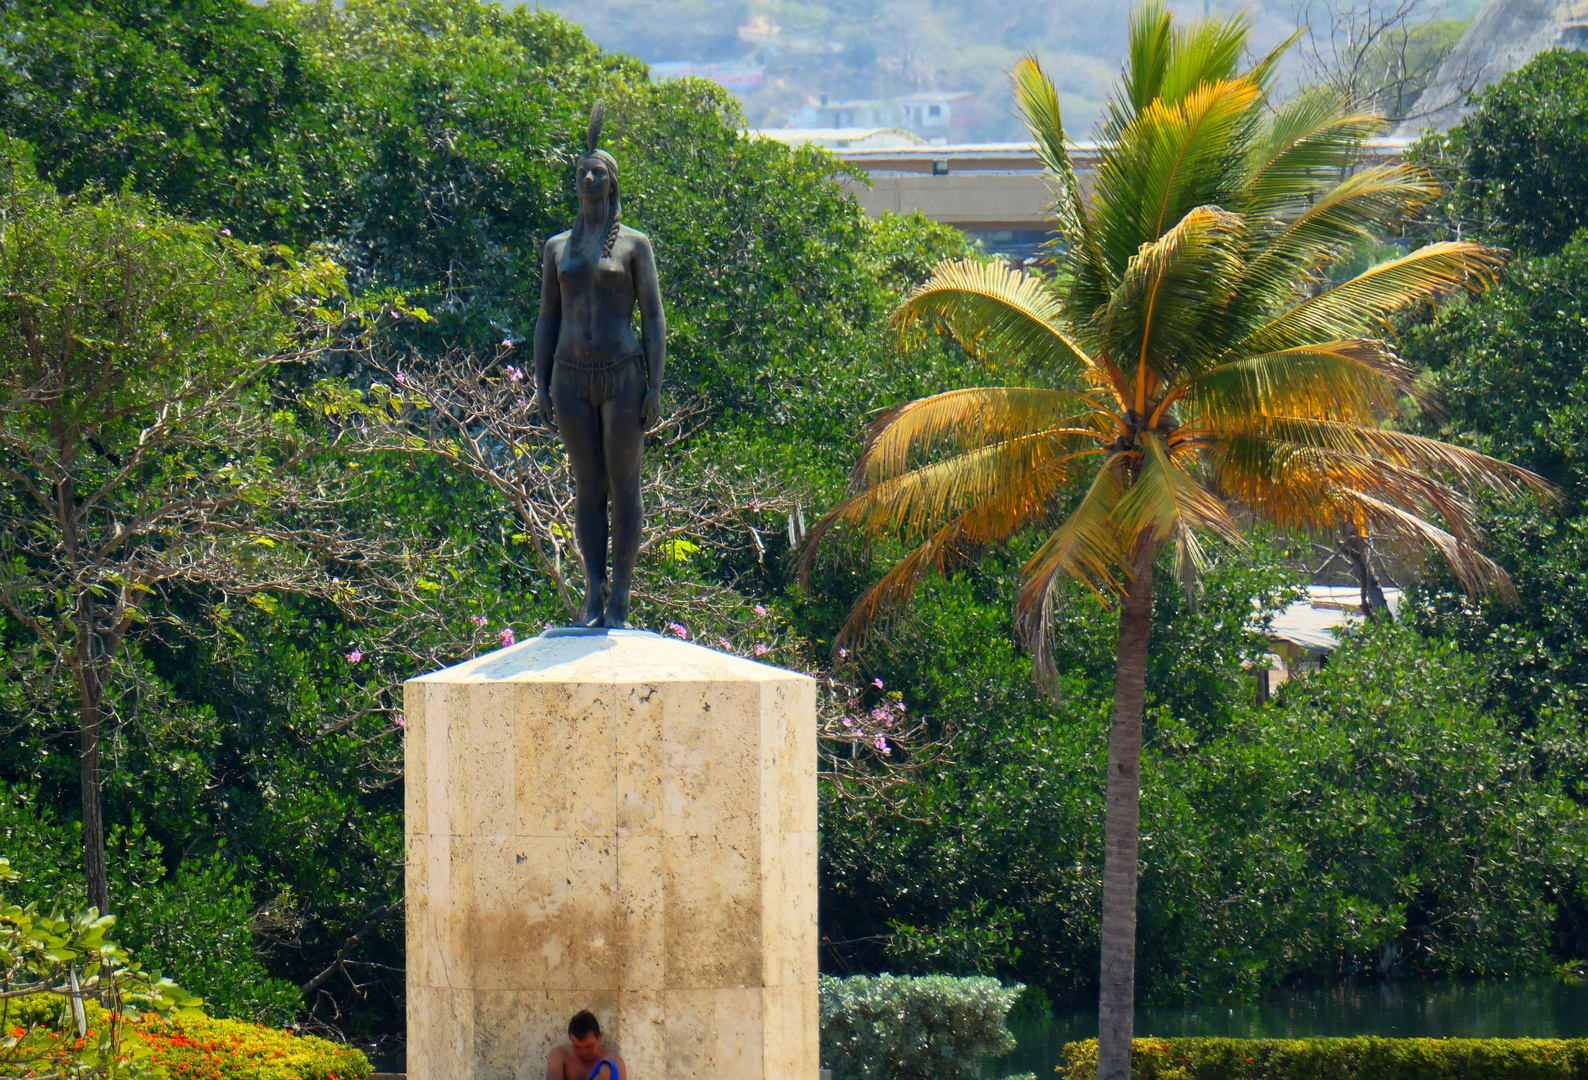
xmin=587 ymin=101 xmax=604 ymax=155
xmin=572 ymin=101 xmax=621 ymax=258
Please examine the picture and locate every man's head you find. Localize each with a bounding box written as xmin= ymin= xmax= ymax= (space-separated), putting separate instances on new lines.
xmin=567 ymin=1010 xmax=602 ymax=1063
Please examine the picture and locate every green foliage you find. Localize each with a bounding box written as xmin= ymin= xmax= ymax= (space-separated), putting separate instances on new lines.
xmin=0 ymin=0 xmax=339 ymax=242
xmin=818 ymin=973 xmax=1020 ymax=1080
xmin=117 ymin=859 xmax=301 ymax=1028
xmin=0 ymin=789 xmax=300 ymax=1027
xmin=1059 ymin=1037 xmax=1588 ymax=1079
xmin=820 ymin=553 xmax=1588 ymax=1002
xmin=1415 ymin=49 xmax=1588 ymax=256
xmin=1399 ymin=232 xmax=1588 ymax=728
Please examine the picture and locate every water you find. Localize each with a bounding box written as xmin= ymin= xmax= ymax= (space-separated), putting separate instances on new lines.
xmin=989 ymin=979 xmax=1588 ymax=1078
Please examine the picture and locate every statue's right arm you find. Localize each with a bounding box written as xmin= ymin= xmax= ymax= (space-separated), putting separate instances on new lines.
xmin=533 ymin=238 xmax=561 ymax=433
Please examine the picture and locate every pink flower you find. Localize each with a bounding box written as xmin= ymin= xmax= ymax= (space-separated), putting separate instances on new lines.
xmin=718 ymin=637 xmax=732 ymax=648
xmin=395 ymin=371 xmax=407 ymax=384
xmin=841 ymin=717 xmax=854 ymax=728
xmin=472 ymin=615 xmax=489 ymax=628
xmin=754 ymin=604 xmax=767 ymax=616
xmin=893 ymin=701 xmax=906 ymax=712
xmin=394 ymin=715 xmax=406 ymax=729
xmin=220 ymin=227 xmax=232 ymax=237
xmin=871 ymin=708 xmax=890 ymax=724
xmin=346 ymin=650 xmax=363 ymax=664
xmin=502 ymin=338 xmax=515 ymax=349
xmin=874 ymin=735 xmax=891 ymax=756
xmin=751 ymin=498 xmax=762 ymax=511
xmin=838 ymin=647 xmax=849 ymax=659
xmin=668 ymin=622 xmax=689 ymax=639
xmin=499 ymin=628 xmax=516 ymax=647
xmin=872 ymin=677 xmax=884 ymax=689
xmin=754 ymin=643 xmax=769 ymax=656
xmin=505 ymin=364 xmax=523 ymax=381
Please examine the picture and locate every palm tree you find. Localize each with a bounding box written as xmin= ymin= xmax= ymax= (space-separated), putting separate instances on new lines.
xmin=801 ymin=6 xmax=1552 ymax=1078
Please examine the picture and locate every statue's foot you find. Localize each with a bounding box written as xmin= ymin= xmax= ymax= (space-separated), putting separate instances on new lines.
xmin=603 ymin=586 xmax=631 ymax=630
xmin=580 ymin=586 xmax=606 ymax=627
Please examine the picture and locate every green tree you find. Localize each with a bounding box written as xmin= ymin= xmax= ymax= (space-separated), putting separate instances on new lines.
xmin=1414 ymin=48 xmax=1588 ymax=256
xmin=0 ymin=162 xmax=383 ymax=917
xmin=0 ymin=0 xmax=342 ymax=243
xmin=804 ymin=7 xmax=1546 ymax=1076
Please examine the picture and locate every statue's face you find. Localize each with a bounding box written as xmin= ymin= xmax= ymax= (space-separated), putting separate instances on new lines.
xmin=576 ymin=157 xmax=613 ymax=202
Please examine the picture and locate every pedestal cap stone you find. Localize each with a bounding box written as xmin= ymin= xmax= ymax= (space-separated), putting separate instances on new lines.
xmin=405 ymin=628 xmax=817 ymax=1080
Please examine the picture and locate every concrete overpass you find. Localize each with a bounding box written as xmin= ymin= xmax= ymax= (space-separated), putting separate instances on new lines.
xmin=827 ymin=138 xmax=1415 ymax=258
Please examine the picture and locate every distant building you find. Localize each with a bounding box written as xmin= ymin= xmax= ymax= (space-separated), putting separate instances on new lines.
xmin=754 ymin=128 xmax=925 ymax=150
xmin=651 ymin=62 xmax=764 ymax=93
xmin=1396 ymin=0 xmax=1588 ymax=134
xmin=787 ymin=91 xmax=978 ymax=143
xmin=1248 ymin=586 xmax=1405 ymax=702
xmin=819 ymin=139 xmax=1412 ymax=260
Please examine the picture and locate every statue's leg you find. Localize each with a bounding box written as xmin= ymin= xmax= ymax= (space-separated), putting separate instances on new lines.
xmin=600 ymin=360 xmax=647 ymax=630
xmin=551 ymin=366 xmax=609 ymax=626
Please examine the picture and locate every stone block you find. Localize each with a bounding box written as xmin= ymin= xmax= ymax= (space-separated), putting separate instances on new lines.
xmin=406 ymin=629 xmax=817 ymax=1080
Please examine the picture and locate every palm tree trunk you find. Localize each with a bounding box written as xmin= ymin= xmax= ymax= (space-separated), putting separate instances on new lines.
xmin=1096 ymin=539 xmax=1154 ymax=1080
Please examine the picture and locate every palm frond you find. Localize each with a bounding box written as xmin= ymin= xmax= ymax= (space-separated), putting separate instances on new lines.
xmin=1014 ymin=458 xmax=1130 ymax=678
xmin=1102 ymin=204 xmax=1246 ymax=390
xmin=1118 ymin=1 xmax=1175 ymax=118
xmin=1341 ymin=489 xmax=1516 ymax=601
xmin=809 ymin=429 xmax=1099 ymax=563
xmin=1113 ymin=431 xmax=1243 ymax=546
xmin=1158 ymin=9 xmax=1251 ymax=107
xmin=1174 ymin=339 xmax=1421 ymax=425
xmin=1094 ymin=76 xmax=1261 ymax=276
xmin=1013 ymin=56 xmax=1094 ymax=254
xmin=1241 ymin=94 xmax=1385 ymax=216
xmin=1228 ymin=242 xmax=1507 ymax=359
xmin=1235 ymin=166 xmax=1443 ymax=316
xmin=893 ymin=258 xmax=1100 ymax=380
xmin=1228 ymin=417 xmax=1554 ymax=501
xmin=855 ymin=386 xmax=1112 ymax=487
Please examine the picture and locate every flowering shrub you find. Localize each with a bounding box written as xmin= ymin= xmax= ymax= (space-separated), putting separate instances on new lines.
xmin=132 ymin=1014 xmax=371 ymax=1080
xmin=819 ymin=973 xmax=1021 ymax=1080
xmin=0 ymin=857 xmax=201 ymax=1080
xmin=1059 ymin=1037 xmax=1588 ymax=1079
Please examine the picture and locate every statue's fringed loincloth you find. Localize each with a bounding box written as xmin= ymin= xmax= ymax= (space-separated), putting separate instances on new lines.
xmin=554 ymin=350 xmax=645 ymax=403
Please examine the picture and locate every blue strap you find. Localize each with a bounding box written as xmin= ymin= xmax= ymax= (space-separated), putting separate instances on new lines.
xmin=590 ymin=1060 xmax=618 ymax=1080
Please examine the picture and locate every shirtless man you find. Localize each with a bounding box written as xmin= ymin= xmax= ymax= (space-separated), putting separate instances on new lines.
xmin=546 ymin=1010 xmax=626 ymax=1080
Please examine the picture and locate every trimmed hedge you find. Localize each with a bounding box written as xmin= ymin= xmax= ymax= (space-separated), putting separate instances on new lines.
xmin=819 ymin=973 xmax=1021 ymax=1080
xmin=134 ymin=1014 xmax=372 ymax=1080
xmin=1060 ymin=1037 xmax=1588 ymax=1079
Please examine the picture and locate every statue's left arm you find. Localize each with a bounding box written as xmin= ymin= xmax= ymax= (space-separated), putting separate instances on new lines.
xmin=634 ymin=235 xmax=665 ymax=431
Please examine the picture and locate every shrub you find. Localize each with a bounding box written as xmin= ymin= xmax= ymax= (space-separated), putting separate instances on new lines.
xmin=132 ymin=1013 xmax=372 ymax=1080
xmin=1059 ymin=1037 xmax=1588 ymax=1079
xmin=120 ymin=857 xmax=303 ymax=1027
xmin=818 ymin=973 xmax=1020 ymax=1080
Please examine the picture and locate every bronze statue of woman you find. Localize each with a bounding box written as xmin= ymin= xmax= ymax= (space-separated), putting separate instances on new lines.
xmin=534 ymin=105 xmax=665 ymax=630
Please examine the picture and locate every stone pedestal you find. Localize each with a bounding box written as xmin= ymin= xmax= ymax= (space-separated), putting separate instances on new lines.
xmin=404 ymin=629 xmax=817 ymax=1080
